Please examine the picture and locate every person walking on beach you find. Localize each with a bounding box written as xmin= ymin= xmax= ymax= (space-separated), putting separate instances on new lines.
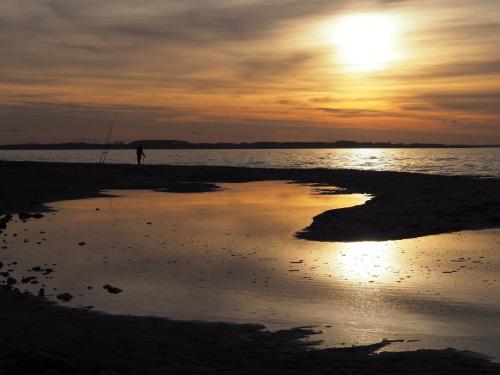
xmin=136 ymin=144 xmax=146 ymax=165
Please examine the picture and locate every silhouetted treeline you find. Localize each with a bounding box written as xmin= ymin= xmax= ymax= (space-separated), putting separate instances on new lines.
xmin=1 ymin=140 xmax=499 ymax=150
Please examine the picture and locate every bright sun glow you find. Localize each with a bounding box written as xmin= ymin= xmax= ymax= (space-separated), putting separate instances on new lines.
xmin=335 ymin=241 xmax=398 ymax=284
xmin=331 ymin=13 xmax=401 ymax=72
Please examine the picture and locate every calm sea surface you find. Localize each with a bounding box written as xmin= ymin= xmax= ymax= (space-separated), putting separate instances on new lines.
xmin=0 ymin=148 xmax=499 ymax=177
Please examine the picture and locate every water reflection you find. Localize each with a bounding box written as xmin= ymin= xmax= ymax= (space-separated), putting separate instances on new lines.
xmin=337 ymin=242 xmax=398 ymax=284
xmin=2 ymin=181 xmax=500 ymax=357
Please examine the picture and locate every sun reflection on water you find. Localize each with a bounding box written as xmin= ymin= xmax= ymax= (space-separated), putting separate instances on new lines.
xmin=335 ymin=241 xmax=398 ymax=284
xmin=2 ymin=182 xmax=500 ymax=356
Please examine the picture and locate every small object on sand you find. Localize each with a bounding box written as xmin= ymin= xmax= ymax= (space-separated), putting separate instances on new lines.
xmin=6 ymin=277 xmax=17 ymax=286
xmin=57 ymin=293 xmax=73 ymax=302
xmin=103 ymin=284 xmax=123 ymax=294
xmin=78 ymin=242 xmax=86 ymax=246
xmin=21 ymin=276 xmax=37 ymax=284
xmin=18 ymin=212 xmax=32 ymax=220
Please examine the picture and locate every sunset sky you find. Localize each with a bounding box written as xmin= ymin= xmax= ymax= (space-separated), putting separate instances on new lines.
xmin=1 ymin=0 xmax=500 ymax=144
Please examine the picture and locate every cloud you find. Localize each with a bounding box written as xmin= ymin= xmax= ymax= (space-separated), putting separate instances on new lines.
xmin=420 ymin=61 xmax=500 ymax=79
xmin=0 ymin=0 xmax=343 ymax=93
xmin=309 ymin=97 xmax=335 ymax=103
xmin=237 ymin=52 xmax=314 ymax=80
xmin=421 ymin=19 xmax=500 ymax=45
xmin=1 ymin=0 xmax=500 ymax=144
xmin=42 ymin=0 xmax=347 ymax=42
xmin=376 ymin=60 xmax=500 ymax=82
xmin=317 ymin=107 xmax=390 ymax=117
xmin=401 ymin=90 xmax=500 ymax=115
xmin=417 ymin=91 xmax=500 ymax=100
xmin=1 ymin=0 xmax=348 ymax=57
xmin=0 ymin=100 xmax=189 ymax=119
xmin=399 ymin=104 xmax=435 ymax=111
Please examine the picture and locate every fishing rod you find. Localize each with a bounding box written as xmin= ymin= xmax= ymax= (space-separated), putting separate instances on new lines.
xmin=99 ymin=113 xmax=118 ymax=164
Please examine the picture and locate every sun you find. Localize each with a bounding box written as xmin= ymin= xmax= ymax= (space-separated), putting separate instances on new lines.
xmin=331 ymin=13 xmax=401 ymax=72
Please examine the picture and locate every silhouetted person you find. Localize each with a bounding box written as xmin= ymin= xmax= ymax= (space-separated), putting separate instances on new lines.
xmin=136 ymin=144 xmax=146 ymax=165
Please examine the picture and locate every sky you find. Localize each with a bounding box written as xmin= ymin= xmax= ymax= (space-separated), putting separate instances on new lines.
xmin=1 ymin=0 xmax=500 ymax=144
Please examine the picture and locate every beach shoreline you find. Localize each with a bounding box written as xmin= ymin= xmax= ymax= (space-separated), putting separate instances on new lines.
xmin=1 ymin=161 xmax=500 ymax=374
xmin=2 ymin=161 xmax=500 ymax=241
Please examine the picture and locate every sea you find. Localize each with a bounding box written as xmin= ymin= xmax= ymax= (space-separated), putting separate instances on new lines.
xmin=0 ymin=148 xmax=499 ymax=177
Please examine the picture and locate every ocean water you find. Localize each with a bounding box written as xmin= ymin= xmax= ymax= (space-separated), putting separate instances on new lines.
xmin=0 ymin=148 xmax=499 ymax=177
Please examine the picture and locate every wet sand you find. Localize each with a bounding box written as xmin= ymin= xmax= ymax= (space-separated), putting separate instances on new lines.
xmin=3 ymin=287 xmax=499 ymax=375
xmin=3 ymin=184 xmax=500 ymax=356
xmin=1 ymin=161 xmax=500 ymax=374
xmin=1 ymin=161 xmax=500 ymax=242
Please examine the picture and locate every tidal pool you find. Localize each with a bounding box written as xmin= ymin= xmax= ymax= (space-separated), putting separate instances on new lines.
xmin=2 ymin=181 xmax=500 ymax=357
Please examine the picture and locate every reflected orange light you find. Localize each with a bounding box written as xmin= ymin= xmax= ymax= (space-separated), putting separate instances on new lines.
xmin=335 ymin=241 xmax=398 ymax=284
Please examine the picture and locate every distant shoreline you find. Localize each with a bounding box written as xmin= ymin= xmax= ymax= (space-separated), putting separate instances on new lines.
xmin=1 ymin=140 xmax=500 ymax=150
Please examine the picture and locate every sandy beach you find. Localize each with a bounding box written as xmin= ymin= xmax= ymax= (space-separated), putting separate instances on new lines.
xmin=1 ymin=161 xmax=500 ymax=374
xmin=2 ymin=161 xmax=500 ymax=241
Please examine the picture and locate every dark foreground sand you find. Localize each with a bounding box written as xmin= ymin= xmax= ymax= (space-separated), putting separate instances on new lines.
xmin=2 ymin=161 xmax=500 ymax=242
xmin=2 ymin=288 xmax=499 ymax=375
xmin=1 ymin=161 xmax=500 ymax=374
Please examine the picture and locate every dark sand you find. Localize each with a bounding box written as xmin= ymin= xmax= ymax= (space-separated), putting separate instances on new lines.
xmin=1 ymin=161 xmax=500 ymax=374
xmin=2 ymin=161 xmax=500 ymax=242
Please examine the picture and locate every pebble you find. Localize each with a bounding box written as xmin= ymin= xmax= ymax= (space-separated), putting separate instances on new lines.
xmin=103 ymin=284 xmax=123 ymax=294
xmin=57 ymin=293 xmax=73 ymax=302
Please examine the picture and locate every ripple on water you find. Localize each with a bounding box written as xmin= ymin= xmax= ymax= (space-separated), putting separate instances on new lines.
xmin=1 ymin=182 xmax=500 ymax=356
